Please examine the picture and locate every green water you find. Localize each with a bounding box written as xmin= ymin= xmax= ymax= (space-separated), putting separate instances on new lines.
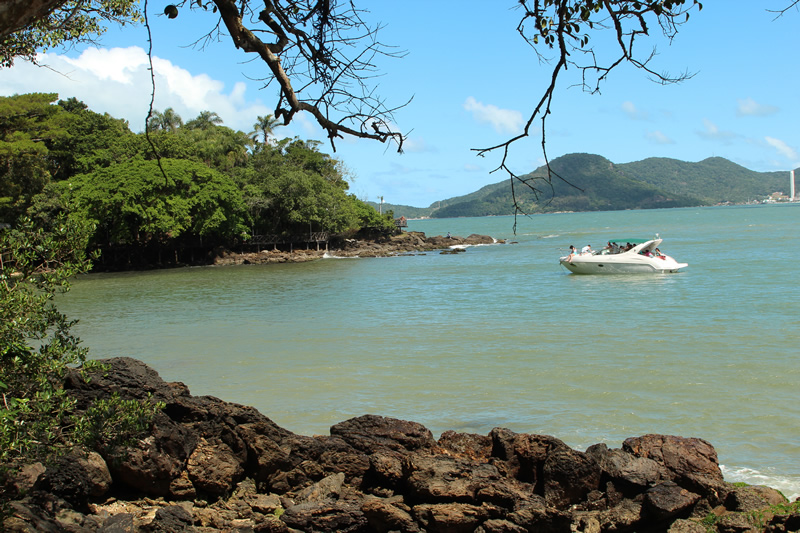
xmin=59 ymin=204 xmax=800 ymax=497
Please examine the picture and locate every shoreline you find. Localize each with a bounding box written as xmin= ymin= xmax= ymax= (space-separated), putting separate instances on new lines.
xmin=5 ymin=357 xmax=798 ymax=532
xmin=212 ymin=231 xmax=505 ymax=266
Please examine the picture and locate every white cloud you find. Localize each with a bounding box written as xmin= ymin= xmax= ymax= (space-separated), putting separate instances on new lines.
xmin=463 ymin=96 xmax=523 ymax=134
xmin=0 ymin=47 xmax=272 ymax=133
xmin=646 ymin=130 xmax=675 ymax=145
xmin=765 ymin=136 xmax=798 ymax=161
xmin=697 ymin=119 xmax=737 ymax=141
xmin=736 ymin=98 xmax=779 ymax=117
xmin=622 ymin=101 xmax=648 ymax=120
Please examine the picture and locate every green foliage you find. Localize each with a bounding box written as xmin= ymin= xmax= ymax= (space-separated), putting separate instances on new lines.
xmin=72 ymin=392 xmax=164 ymax=457
xmin=0 ymin=0 xmax=141 ymax=68
xmin=49 ymin=97 xmax=139 ymax=181
xmin=0 ymin=93 xmax=396 ymax=266
xmin=0 ymin=217 xmax=161 ymax=475
xmin=1 ymin=216 xmax=93 ymax=466
xmin=65 ymin=158 xmax=249 ymax=247
xmin=0 ymin=93 xmax=62 ymax=220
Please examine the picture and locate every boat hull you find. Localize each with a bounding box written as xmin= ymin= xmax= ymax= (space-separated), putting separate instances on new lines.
xmin=559 ymin=257 xmax=688 ymax=274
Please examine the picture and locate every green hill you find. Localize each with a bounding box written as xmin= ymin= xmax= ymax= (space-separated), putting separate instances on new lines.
xmin=616 ymin=156 xmax=788 ymax=204
xmin=431 ymin=153 xmax=702 ymax=218
xmin=373 ymin=154 xmax=794 ymax=219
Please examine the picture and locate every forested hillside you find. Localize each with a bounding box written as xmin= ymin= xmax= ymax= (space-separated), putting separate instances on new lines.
xmin=383 ymin=153 xmax=792 ymax=219
xmin=0 ymin=93 xmax=395 ymax=268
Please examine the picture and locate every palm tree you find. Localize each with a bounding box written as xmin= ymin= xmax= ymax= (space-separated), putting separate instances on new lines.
xmin=185 ymin=110 xmax=224 ymax=130
xmin=147 ymin=107 xmax=183 ymax=133
xmin=250 ymin=114 xmax=280 ymax=144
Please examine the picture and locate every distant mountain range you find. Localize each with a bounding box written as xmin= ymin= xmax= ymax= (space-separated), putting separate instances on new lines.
xmin=368 ymin=153 xmax=794 ymax=219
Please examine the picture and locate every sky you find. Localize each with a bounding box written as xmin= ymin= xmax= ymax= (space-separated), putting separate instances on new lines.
xmin=1 ymin=1 xmax=798 ymax=207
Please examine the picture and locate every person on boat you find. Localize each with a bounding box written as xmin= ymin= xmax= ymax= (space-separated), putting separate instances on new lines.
xmin=565 ymin=245 xmax=577 ymax=261
xmin=654 ymin=248 xmax=666 ymax=259
xmin=581 ymin=244 xmax=592 ymax=255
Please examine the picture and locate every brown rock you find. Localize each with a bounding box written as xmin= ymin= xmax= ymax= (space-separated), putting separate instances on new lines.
xmin=187 ymin=438 xmax=244 ymax=496
xmin=623 ymin=434 xmax=724 ymax=495
xmin=645 ymin=481 xmax=702 ymax=520
xmin=404 ymin=454 xmax=501 ymax=504
xmin=413 ymin=502 xmax=490 ymax=533
xmin=330 ymin=415 xmax=436 ymax=454
xmin=361 ymin=497 xmax=421 ymax=532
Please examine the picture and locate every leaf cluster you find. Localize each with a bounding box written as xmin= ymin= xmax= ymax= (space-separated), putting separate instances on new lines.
xmin=0 ymin=216 xmax=159 ymax=477
xmin=0 ymin=0 xmax=142 ymax=68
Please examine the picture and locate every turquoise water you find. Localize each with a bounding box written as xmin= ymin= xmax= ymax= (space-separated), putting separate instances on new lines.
xmin=59 ymin=204 xmax=800 ymax=498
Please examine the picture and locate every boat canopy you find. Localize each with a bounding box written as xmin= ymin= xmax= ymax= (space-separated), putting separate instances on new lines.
xmin=605 ymin=238 xmax=650 ymax=244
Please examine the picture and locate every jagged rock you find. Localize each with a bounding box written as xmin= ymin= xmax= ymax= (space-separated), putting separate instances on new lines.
xmin=361 ymin=497 xmax=421 ymax=532
xmin=144 ymin=504 xmax=193 ymax=532
xmin=280 ymin=499 xmax=367 ymax=532
xmin=668 ymin=518 xmax=709 ymax=533
xmin=187 ymin=437 xmax=244 ymax=496
xmin=623 ymin=434 xmax=724 ymax=498
xmin=4 ymin=357 xmax=789 ymax=533
xmin=295 ymin=472 xmax=345 ymax=503
xmin=489 ymin=428 xmax=601 ymax=508
xmin=587 ymin=442 xmax=667 ymax=490
xmin=413 ymin=502 xmax=492 ymax=533
xmin=403 ymin=454 xmax=501 ymax=503
xmin=477 ymin=518 xmax=529 ymax=532
xmin=644 ymin=481 xmax=702 ymax=520
xmin=724 ymin=484 xmax=787 ymax=512
xmin=330 ymin=414 xmax=436 ymax=454
xmin=438 ymin=430 xmax=493 ymax=461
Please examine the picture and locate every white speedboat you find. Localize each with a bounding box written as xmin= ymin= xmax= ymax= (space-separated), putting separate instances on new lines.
xmin=559 ymin=237 xmax=687 ymax=274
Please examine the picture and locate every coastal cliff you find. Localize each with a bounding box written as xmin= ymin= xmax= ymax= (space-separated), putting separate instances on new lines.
xmin=4 ymin=358 xmax=798 ymax=532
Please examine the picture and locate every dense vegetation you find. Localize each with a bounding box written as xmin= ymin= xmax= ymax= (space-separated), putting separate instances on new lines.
xmin=0 ymin=93 xmax=395 ymax=268
xmin=384 ymin=153 xmax=792 ymax=219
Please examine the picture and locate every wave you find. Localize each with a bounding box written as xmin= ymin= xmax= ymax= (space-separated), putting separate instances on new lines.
xmin=322 ymin=252 xmax=358 ymax=259
xmin=721 ymin=464 xmax=800 ymax=501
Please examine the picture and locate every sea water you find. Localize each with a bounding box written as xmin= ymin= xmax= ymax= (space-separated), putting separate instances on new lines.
xmin=58 ymin=204 xmax=800 ymax=499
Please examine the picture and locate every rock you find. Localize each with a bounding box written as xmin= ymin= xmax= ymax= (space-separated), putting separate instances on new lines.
xmin=281 ymin=499 xmax=367 ymax=532
xmin=187 ymin=438 xmax=245 ymax=496
xmin=403 ymin=454 xmax=501 ymax=504
xmin=438 ymin=430 xmax=493 ymax=461
xmin=477 ymin=518 xmax=529 ymax=532
xmin=623 ymin=434 xmax=725 ymax=497
xmin=295 ymin=472 xmax=345 ymax=503
xmin=668 ymin=518 xmax=709 ymax=533
xmin=413 ymin=502 xmax=491 ymax=533
xmin=488 ymin=428 xmax=601 ymax=508
xmin=330 ymin=414 xmax=436 ymax=454
xmin=7 ymin=357 xmax=789 ymax=533
xmin=644 ymin=481 xmax=702 ymax=520
xmin=145 ymin=504 xmax=194 ymax=532
xmin=587 ymin=442 xmax=667 ymax=491
xmin=361 ymin=497 xmax=421 ymax=532
xmin=724 ymin=484 xmax=787 ymax=512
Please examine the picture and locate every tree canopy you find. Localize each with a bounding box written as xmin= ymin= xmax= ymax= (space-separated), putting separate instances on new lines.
xmin=1 ymin=93 xmax=395 ymax=267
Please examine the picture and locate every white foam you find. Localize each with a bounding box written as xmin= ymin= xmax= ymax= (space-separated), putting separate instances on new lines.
xmin=721 ymin=464 xmax=800 ymax=501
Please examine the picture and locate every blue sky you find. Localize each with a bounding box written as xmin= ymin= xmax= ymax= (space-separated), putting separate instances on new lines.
xmin=1 ymin=1 xmax=798 ymax=207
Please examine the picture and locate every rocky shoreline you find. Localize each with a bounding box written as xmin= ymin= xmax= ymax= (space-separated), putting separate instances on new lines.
xmin=213 ymin=232 xmax=504 ymax=265
xmin=4 ymin=357 xmax=798 ymax=532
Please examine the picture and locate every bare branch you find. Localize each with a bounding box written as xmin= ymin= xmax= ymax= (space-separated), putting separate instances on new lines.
xmin=473 ymin=0 xmax=702 ymax=221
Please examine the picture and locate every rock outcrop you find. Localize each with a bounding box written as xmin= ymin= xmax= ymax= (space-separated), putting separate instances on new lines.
xmin=3 ymin=357 xmax=796 ymax=532
xmin=213 ymin=232 xmax=503 ymax=265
